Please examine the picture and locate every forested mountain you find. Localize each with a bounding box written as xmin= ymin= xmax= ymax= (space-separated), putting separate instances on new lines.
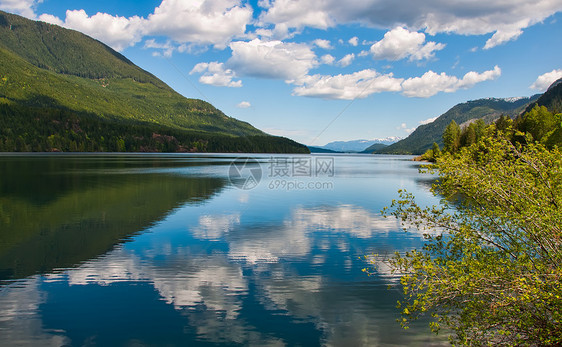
xmin=360 ymin=143 xmax=388 ymax=153
xmin=418 ymin=78 xmax=562 ymax=162
xmin=524 ymin=78 xmax=562 ymax=114
xmin=0 ymin=10 xmax=308 ymax=153
xmin=376 ymin=96 xmax=540 ymax=155
xmin=317 ymin=138 xmax=398 ymax=152
xmin=308 ymin=146 xmax=341 ymax=153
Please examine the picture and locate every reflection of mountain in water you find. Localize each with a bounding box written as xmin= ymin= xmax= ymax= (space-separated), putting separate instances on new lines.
xmin=0 ymin=156 xmax=227 ymax=281
xmin=0 ymin=154 xmax=451 ymax=346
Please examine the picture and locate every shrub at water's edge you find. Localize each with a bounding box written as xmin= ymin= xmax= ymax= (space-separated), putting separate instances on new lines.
xmin=371 ymin=101 xmax=562 ymax=345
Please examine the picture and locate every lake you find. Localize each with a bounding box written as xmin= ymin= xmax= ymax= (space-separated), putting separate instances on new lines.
xmin=0 ymin=153 xmax=447 ymax=346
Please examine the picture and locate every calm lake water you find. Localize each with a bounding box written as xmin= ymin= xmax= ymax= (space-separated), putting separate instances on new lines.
xmin=0 ymin=153 xmax=447 ymax=346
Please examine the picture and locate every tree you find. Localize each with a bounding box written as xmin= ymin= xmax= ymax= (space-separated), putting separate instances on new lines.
xmin=474 ymin=119 xmax=486 ymax=139
xmin=443 ymin=120 xmax=461 ymax=153
xmin=516 ymin=105 xmax=556 ymax=142
xmin=460 ymin=122 xmax=477 ymax=147
xmin=419 ymin=142 xmax=442 ymax=162
xmin=380 ymin=136 xmax=562 ymax=346
xmin=495 ymin=115 xmax=512 ymax=132
xmin=431 ymin=142 xmax=441 ymax=158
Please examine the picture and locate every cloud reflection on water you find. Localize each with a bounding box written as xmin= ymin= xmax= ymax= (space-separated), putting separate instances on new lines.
xmin=0 ymin=203 xmax=439 ymax=345
xmin=0 ymin=154 xmax=448 ymax=345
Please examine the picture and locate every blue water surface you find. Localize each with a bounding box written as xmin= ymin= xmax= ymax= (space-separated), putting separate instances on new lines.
xmin=0 ymin=153 xmax=447 ymax=346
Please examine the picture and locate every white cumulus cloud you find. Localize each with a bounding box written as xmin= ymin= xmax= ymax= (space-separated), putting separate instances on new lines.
xmin=370 ymin=27 xmax=445 ymax=61
xmin=17 ymin=0 xmax=561 ymax=55
xmin=258 ymin=0 xmax=562 ymax=49
xmin=419 ymin=116 xmax=438 ymax=125
xmin=401 ymin=65 xmax=501 ymax=98
xmin=338 ymin=53 xmax=355 ymax=67
xmin=9 ymin=0 xmax=562 ymax=53
xmin=258 ymin=0 xmax=334 ymax=36
xmin=321 ymin=54 xmax=336 ymax=65
xmin=190 ymin=61 xmax=242 ymax=87
xmin=530 ymin=69 xmax=562 ymax=91
xmin=145 ymin=0 xmax=253 ymax=49
xmin=228 ymin=39 xmax=318 ymax=81
xmin=483 ymin=26 xmax=523 ymax=50
xmin=313 ymin=39 xmax=333 ymax=49
xmin=0 ymin=0 xmax=38 ymax=19
xmin=237 ymin=101 xmax=252 ymax=108
xmin=144 ymin=39 xmax=176 ymax=57
xmin=348 ymin=36 xmax=359 ymax=46
xmin=38 ymin=13 xmax=63 ymax=25
xmin=291 ymin=66 xmax=501 ymax=100
xmin=42 ymin=9 xmax=145 ymax=51
xmin=292 ymin=70 xmax=403 ymax=100
xmin=34 ymin=0 xmax=253 ymax=51
xmin=397 ymin=123 xmax=416 ymax=134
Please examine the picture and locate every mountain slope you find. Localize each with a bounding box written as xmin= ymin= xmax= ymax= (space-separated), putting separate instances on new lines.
xmin=524 ymin=78 xmax=562 ymax=114
xmin=0 ymin=10 xmax=262 ymax=136
xmin=320 ymin=139 xmax=376 ymax=152
xmin=0 ymin=11 xmax=308 ymax=153
xmin=317 ymin=138 xmax=399 ymax=153
xmin=360 ymin=143 xmax=387 ymax=153
xmin=378 ymin=96 xmax=539 ymax=154
xmin=308 ymin=146 xmax=341 ymax=153
xmin=0 ymin=11 xmax=164 ymax=86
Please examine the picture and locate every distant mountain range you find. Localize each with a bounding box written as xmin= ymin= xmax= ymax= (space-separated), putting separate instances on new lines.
xmin=310 ymin=137 xmax=401 ymax=153
xmin=375 ymin=95 xmax=541 ymax=155
xmin=0 ymin=10 xmax=308 ymax=153
xmin=314 ymin=82 xmax=562 ymax=156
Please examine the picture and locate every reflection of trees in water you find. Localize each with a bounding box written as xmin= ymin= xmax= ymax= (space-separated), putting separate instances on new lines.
xmin=0 ymin=189 xmax=446 ymax=346
xmin=0 ymin=157 xmax=227 ymax=282
xmin=416 ymin=177 xmax=437 ymax=192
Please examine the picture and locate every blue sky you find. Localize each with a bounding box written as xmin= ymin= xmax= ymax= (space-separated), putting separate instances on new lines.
xmin=2 ymin=0 xmax=562 ymax=145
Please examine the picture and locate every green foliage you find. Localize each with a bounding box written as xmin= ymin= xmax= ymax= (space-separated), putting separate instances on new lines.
xmin=380 ymin=137 xmax=562 ymax=345
xmin=524 ymin=79 xmax=562 ymax=114
xmin=0 ymin=43 xmax=262 ymax=137
xmin=495 ymin=115 xmax=513 ymax=133
xmin=0 ymin=103 xmax=309 ymax=153
xmin=459 ymin=119 xmax=486 ymax=148
xmin=0 ymin=11 xmax=165 ymax=85
xmin=378 ymin=97 xmax=538 ymax=155
xmin=442 ymin=120 xmax=461 ymax=153
xmin=361 ymin=143 xmax=388 ymax=153
xmin=511 ymin=105 xmax=562 ymax=149
xmin=516 ymin=105 xmax=557 ymax=142
xmin=442 ymin=106 xmax=562 ymax=155
xmin=419 ymin=142 xmax=441 ymax=162
xmin=0 ymin=10 xmax=308 ymax=153
xmin=432 ymin=142 xmax=441 ymax=156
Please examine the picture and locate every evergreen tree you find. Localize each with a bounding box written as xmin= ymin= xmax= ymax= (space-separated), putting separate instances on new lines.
xmin=517 ymin=105 xmax=556 ymax=142
xmin=495 ymin=115 xmax=512 ymax=132
xmin=431 ymin=142 xmax=441 ymax=159
xmin=460 ymin=123 xmax=477 ymax=147
xmin=442 ymin=120 xmax=461 ymax=153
